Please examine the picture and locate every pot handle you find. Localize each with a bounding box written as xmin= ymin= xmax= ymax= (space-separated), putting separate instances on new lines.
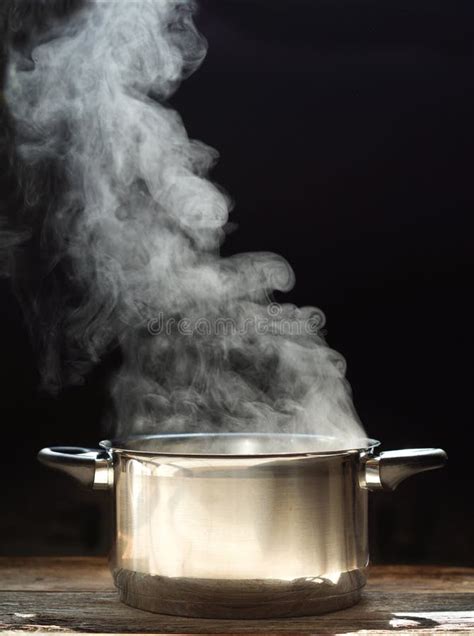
xmin=38 ymin=447 xmax=113 ymax=490
xmin=361 ymin=448 xmax=447 ymax=491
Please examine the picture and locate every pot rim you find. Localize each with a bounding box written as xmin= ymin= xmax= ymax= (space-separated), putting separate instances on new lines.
xmin=100 ymin=432 xmax=381 ymax=458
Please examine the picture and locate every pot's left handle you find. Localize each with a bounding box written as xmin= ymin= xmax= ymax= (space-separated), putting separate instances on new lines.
xmin=38 ymin=447 xmax=113 ymax=490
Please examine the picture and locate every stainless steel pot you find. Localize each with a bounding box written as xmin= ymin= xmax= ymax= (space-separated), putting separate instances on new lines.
xmin=38 ymin=433 xmax=446 ymax=618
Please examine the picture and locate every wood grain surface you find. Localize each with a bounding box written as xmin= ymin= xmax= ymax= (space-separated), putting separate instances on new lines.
xmin=0 ymin=558 xmax=473 ymax=634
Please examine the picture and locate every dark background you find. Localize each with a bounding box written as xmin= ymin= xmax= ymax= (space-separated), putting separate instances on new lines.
xmin=1 ymin=0 xmax=473 ymax=564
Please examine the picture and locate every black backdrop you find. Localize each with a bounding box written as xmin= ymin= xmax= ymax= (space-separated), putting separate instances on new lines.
xmin=1 ymin=0 xmax=473 ymax=564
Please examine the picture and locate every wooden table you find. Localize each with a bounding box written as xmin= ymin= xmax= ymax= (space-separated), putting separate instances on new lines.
xmin=0 ymin=558 xmax=473 ymax=634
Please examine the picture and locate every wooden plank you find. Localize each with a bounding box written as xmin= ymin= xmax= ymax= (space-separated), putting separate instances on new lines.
xmin=0 ymin=559 xmax=473 ymax=633
xmin=2 ymin=558 xmax=474 ymax=593
xmin=368 ymin=565 xmax=474 ymax=593
xmin=0 ymin=557 xmax=112 ymax=592
xmin=0 ymin=590 xmax=474 ymax=633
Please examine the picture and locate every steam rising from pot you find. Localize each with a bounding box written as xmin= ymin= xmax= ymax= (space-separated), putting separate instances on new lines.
xmin=3 ymin=0 xmax=365 ymax=448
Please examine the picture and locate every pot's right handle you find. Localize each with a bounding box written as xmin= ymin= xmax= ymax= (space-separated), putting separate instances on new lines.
xmin=38 ymin=447 xmax=113 ymax=490
xmin=361 ymin=448 xmax=447 ymax=491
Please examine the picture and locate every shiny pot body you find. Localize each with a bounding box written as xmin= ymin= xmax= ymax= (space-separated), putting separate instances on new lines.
xmin=38 ymin=434 xmax=447 ymax=618
xmin=111 ymin=440 xmax=368 ymax=617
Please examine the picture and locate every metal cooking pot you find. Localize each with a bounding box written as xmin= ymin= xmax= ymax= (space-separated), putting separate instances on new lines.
xmin=38 ymin=433 xmax=447 ymax=618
